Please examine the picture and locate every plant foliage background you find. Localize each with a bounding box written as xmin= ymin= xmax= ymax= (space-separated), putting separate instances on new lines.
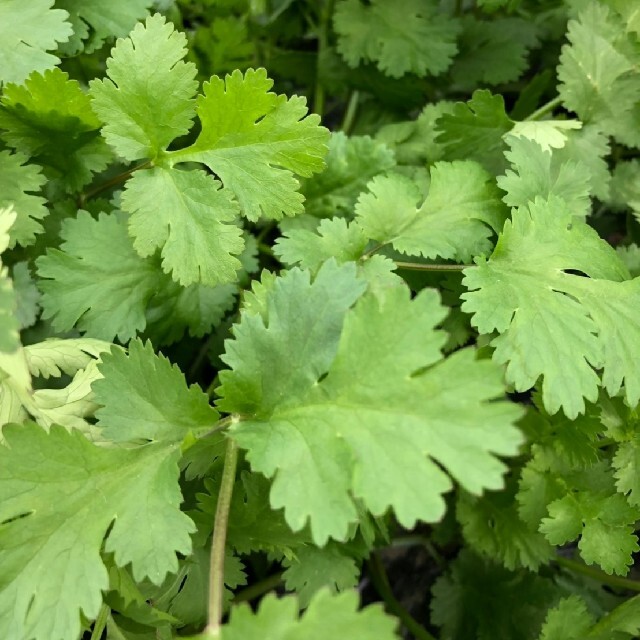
xmin=1 ymin=0 xmax=640 ymax=638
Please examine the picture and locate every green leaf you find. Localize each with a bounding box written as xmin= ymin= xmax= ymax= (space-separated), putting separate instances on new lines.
xmin=356 ymin=161 xmax=505 ymax=262
xmin=219 ymin=590 xmax=398 ymax=640
xmin=55 ymin=0 xmax=152 ymax=55
xmin=0 ymin=150 xmax=47 ymax=248
xmin=37 ymin=211 xmax=160 ymax=342
xmin=435 ymin=89 xmax=514 ymax=174
xmin=450 ymin=16 xmax=538 ymax=88
xmin=431 ymin=550 xmax=560 ymax=640
xmin=93 ymin=339 xmax=218 ymax=444
xmin=334 ymin=0 xmax=460 ymax=78
xmin=538 ymin=596 xmax=595 ymax=640
xmin=558 ymin=2 xmax=640 ymax=148
xmin=89 ymin=13 xmax=198 ymax=162
xmin=121 ymin=166 xmax=244 ymax=286
xmin=0 ymin=0 xmax=72 ymax=85
xmin=462 ymin=197 xmax=635 ymax=418
xmin=540 ymin=493 xmax=639 ymax=575
xmin=282 ymin=544 xmax=359 ymax=608
xmin=220 ymin=264 xmax=522 ymax=544
xmin=497 ymin=136 xmax=592 ymax=218
xmin=300 ymin=132 xmax=396 ymax=219
xmin=274 ymin=217 xmax=368 ymax=271
xmin=0 ymin=207 xmax=20 ymax=353
xmin=0 ymin=423 xmax=194 ymax=640
xmin=175 ymin=68 xmax=329 ymax=221
xmin=0 ymin=68 xmax=111 ymax=193
xmin=12 ymin=262 xmax=40 ymax=330
xmin=24 ymin=338 xmax=112 ymax=378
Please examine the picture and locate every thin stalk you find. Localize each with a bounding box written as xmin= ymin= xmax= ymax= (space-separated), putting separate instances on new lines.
xmin=555 ymin=556 xmax=640 ymax=592
xmin=341 ymin=90 xmax=360 ymax=134
xmin=197 ymin=414 xmax=237 ymax=442
xmin=394 ymin=261 xmax=472 ymax=271
xmin=525 ymin=96 xmax=563 ymax=121
xmin=78 ymin=161 xmax=151 ymax=206
xmin=90 ymin=603 xmax=110 ymax=640
xmin=232 ymin=571 xmax=284 ymax=604
xmin=368 ymin=553 xmax=438 ymax=640
xmin=205 ymin=437 xmax=239 ymax=636
xmin=314 ymin=0 xmax=335 ymax=116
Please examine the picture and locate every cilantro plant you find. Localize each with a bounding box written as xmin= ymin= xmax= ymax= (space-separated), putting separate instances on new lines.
xmin=1 ymin=1 xmax=640 ymax=639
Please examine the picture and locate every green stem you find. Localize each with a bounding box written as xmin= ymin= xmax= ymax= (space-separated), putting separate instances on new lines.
xmin=314 ymin=0 xmax=335 ymax=116
xmin=78 ymin=161 xmax=151 ymax=206
xmin=525 ymin=96 xmax=563 ymax=121
xmin=205 ymin=437 xmax=239 ymax=637
xmin=395 ymin=261 xmax=472 ymax=272
xmin=232 ymin=571 xmax=284 ymax=604
xmin=341 ymin=90 xmax=360 ymax=134
xmin=555 ymin=556 xmax=640 ymax=592
xmin=90 ymin=603 xmax=110 ymax=640
xmin=368 ymin=553 xmax=438 ymax=640
xmin=197 ymin=414 xmax=237 ymax=442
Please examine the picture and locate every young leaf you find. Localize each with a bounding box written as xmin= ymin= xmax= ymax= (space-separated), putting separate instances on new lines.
xmin=558 ymin=2 xmax=640 ymax=148
xmin=175 ymin=68 xmax=330 ymax=221
xmin=121 ymin=166 xmax=244 ymax=286
xmin=218 ymin=590 xmax=398 ymax=640
xmin=0 ymin=150 xmax=47 ymax=248
xmin=0 ymin=423 xmax=194 ymax=640
xmin=497 ymin=136 xmax=592 ymax=218
xmin=462 ymin=197 xmax=636 ymax=419
xmin=219 ymin=263 xmax=523 ymax=544
xmin=93 ymin=339 xmax=218 ymax=444
xmin=355 ymin=161 xmax=505 ymax=262
xmin=37 ymin=211 xmax=160 ymax=342
xmin=537 ymin=596 xmax=594 ymax=640
xmin=0 ymin=207 xmax=21 ymax=353
xmin=334 ymin=0 xmax=460 ymax=78
xmin=89 ymin=13 xmax=198 ymax=161
xmin=0 ymin=0 xmax=72 ymax=85
xmin=0 ymin=68 xmax=111 ymax=193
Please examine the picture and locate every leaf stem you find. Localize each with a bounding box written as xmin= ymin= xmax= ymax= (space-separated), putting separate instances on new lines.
xmin=341 ymin=90 xmax=360 ymax=134
xmin=232 ymin=571 xmax=284 ymax=604
xmin=395 ymin=261 xmax=472 ymax=271
xmin=78 ymin=161 xmax=151 ymax=206
xmin=314 ymin=0 xmax=335 ymax=116
xmin=90 ymin=603 xmax=110 ymax=640
xmin=555 ymin=556 xmax=640 ymax=592
xmin=525 ymin=96 xmax=563 ymax=121
xmin=205 ymin=437 xmax=239 ymax=636
xmin=197 ymin=414 xmax=237 ymax=442
xmin=368 ymin=552 xmax=438 ymax=640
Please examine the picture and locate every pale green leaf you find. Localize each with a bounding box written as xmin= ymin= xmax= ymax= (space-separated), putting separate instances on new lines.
xmin=89 ymin=14 xmax=198 ymax=161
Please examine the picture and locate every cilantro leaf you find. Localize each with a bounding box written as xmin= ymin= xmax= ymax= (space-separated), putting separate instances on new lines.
xmin=356 ymin=161 xmax=505 ymax=262
xmin=300 ymin=132 xmax=396 ymax=219
xmin=0 ymin=68 xmax=111 ymax=193
xmin=0 ymin=208 xmax=21 ymax=353
xmin=0 ymin=423 xmax=194 ymax=640
xmin=541 ymin=493 xmax=639 ymax=575
xmin=0 ymin=150 xmax=47 ymax=248
xmin=93 ymin=340 xmax=218 ymax=444
xmin=538 ymin=596 xmax=595 ymax=640
xmin=0 ymin=0 xmax=72 ymax=85
xmin=219 ymin=263 xmax=522 ymax=543
xmin=282 ymin=544 xmax=359 ymax=607
xmin=462 ymin=197 xmax=634 ymax=418
xmin=451 ymin=16 xmax=538 ymax=88
xmin=558 ymin=2 xmax=640 ymax=148
xmin=37 ymin=211 xmax=159 ymax=342
xmin=435 ymin=90 xmax=514 ymax=174
xmin=497 ymin=136 xmax=592 ymax=218
xmin=219 ymin=590 xmax=398 ymax=640
xmin=55 ymin=0 xmax=152 ymax=55
xmin=89 ymin=14 xmax=198 ymax=162
xmin=175 ymin=68 xmax=329 ymax=221
xmin=25 ymin=338 xmax=111 ymax=378
xmin=121 ymin=166 xmax=244 ymax=286
xmin=334 ymin=0 xmax=460 ymax=78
